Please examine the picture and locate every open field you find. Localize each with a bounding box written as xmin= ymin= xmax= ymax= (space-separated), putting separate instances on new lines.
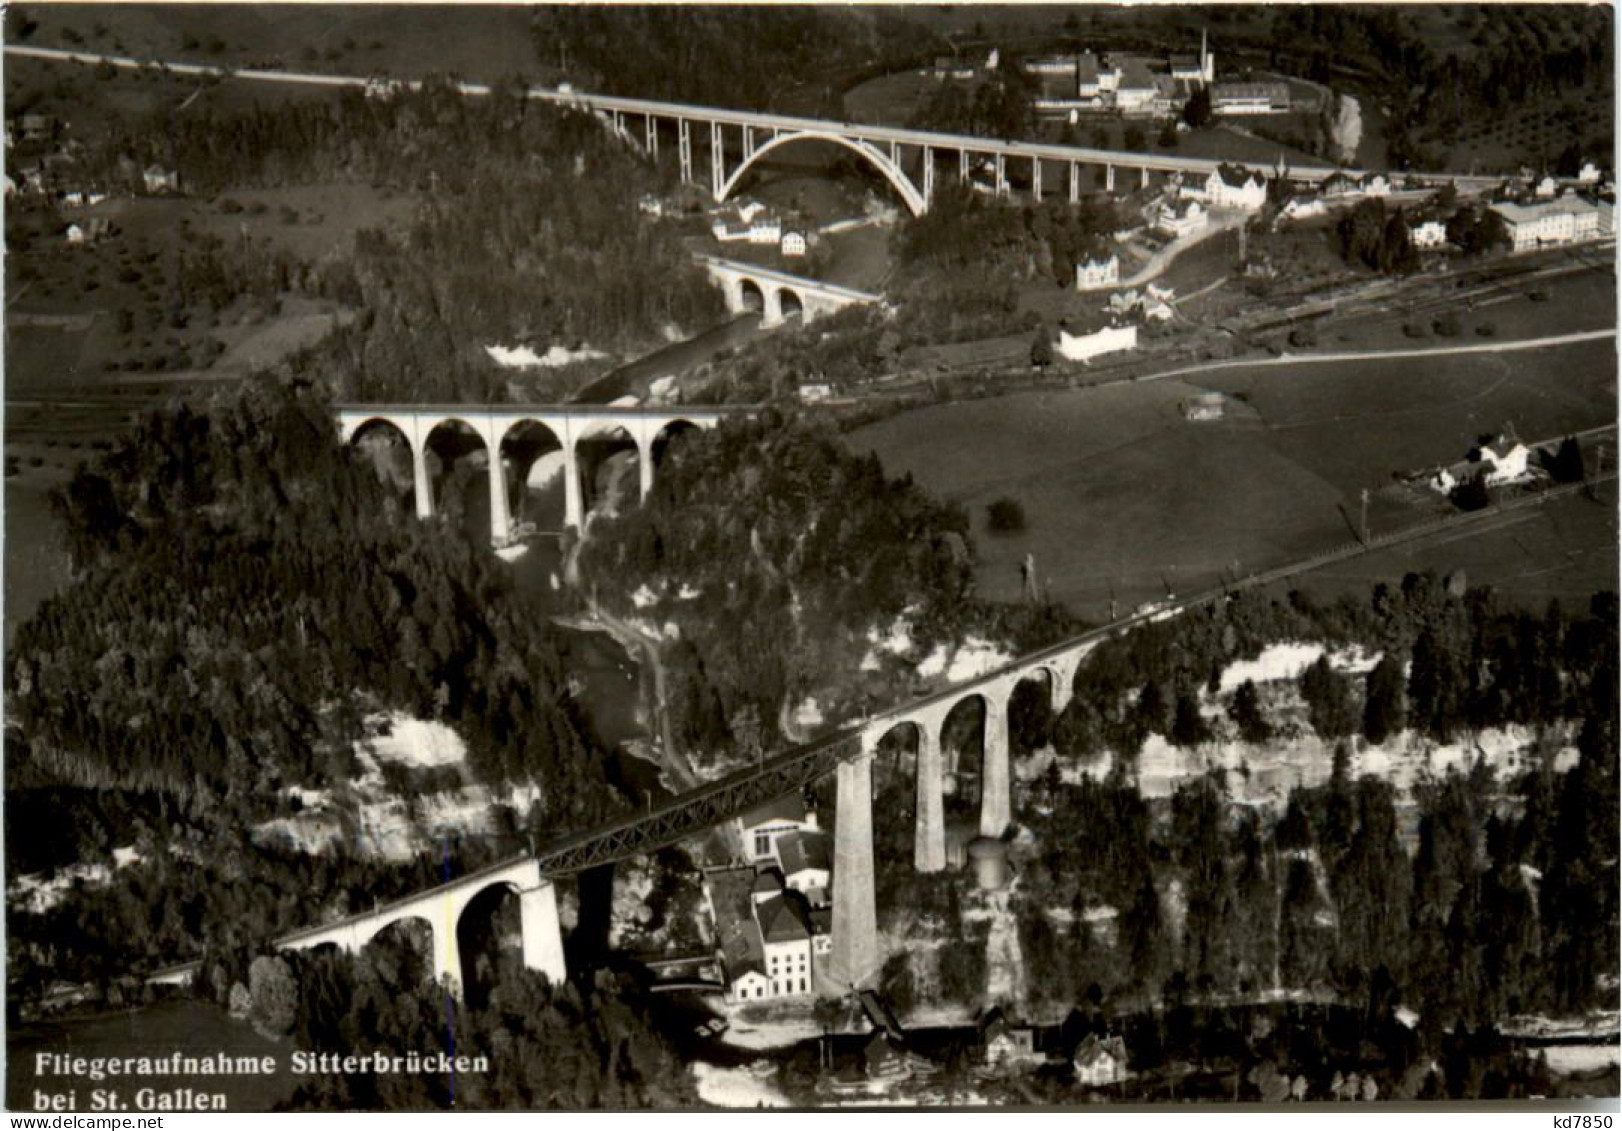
xmin=850 ymin=335 xmax=1616 ymax=619
xmin=10 ymin=4 xmax=547 ymax=88
xmin=3 ymin=455 xmax=75 ymax=646
xmin=1276 ymin=481 xmax=1618 ymax=611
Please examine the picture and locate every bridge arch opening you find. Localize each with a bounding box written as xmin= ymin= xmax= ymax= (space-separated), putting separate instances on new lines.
xmin=575 ymin=424 xmax=642 ymax=522
xmin=1008 ymin=670 xmax=1056 ymax=758
xmin=871 ymin=721 xmax=925 ymax=895
xmin=940 ymin=695 xmax=988 ymax=824
xmin=650 ymin=419 xmax=702 ymax=480
xmin=348 ymin=418 xmax=416 ymax=514
xmin=738 ymin=278 xmax=766 ymax=315
xmin=361 ymin=916 xmax=435 ymax=988
xmin=424 ymin=419 xmax=494 ymax=542
xmin=499 ymin=419 xmax=567 ymax=537
xmin=777 ymin=287 xmax=804 ymax=322
xmin=456 ymin=883 xmax=524 ymax=1009
xmin=717 ymin=132 xmax=926 ymax=217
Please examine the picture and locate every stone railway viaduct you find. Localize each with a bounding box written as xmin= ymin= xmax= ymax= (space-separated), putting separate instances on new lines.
xmin=152 ymin=594 xmax=1145 ymax=998
xmin=145 ymin=402 xmax=1166 ymax=998
xmin=336 ymin=404 xmax=734 ymax=541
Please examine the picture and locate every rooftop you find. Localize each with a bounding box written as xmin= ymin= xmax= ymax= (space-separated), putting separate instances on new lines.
xmin=777 ymin=829 xmax=831 ymax=875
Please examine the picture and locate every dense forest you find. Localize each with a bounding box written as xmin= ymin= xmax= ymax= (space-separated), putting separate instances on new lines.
xmin=1265 ymin=6 xmax=1613 ymax=169
xmin=864 ymin=577 xmax=1617 ymax=1092
xmin=93 ymin=80 xmax=724 ymax=402
xmin=578 ymin=412 xmax=1077 ymax=771
xmin=6 ymin=383 xmax=626 ymax=994
xmin=530 ymin=6 xmax=920 ymax=117
xmin=205 ymin=944 xmax=694 ymax=1110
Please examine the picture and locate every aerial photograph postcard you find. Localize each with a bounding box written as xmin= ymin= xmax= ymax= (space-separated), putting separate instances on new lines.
xmin=2 ymin=1 xmax=1618 ymax=1112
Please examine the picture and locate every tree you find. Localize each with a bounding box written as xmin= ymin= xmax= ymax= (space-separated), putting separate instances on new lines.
xmin=247 ymin=955 xmax=298 ymax=1038
xmin=1123 ymin=123 xmax=1147 ymax=151
xmin=987 ymin=497 xmax=1026 ymax=534
xmin=1030 ymin=324 xmax=1054 ymax=368
xmin=1229 ymin=679 xmax=1272 ymax=743
xmin=1449 ymin=471 xmax=1491 ymax=512
xmin=1300 ymin=655 xmax=1355 ymax=739
xmin=1183 ymin=88 xmax=1213 ymax=129
xmin=1547 ymin=436 xmax=1586 ymax=483
xmin=1362 ymin=654 xmax=1407 ymax=744
xmin=1170 ymin=692 xmax=1210 ymax=747
xmin=1157 ymin=118 xmax=1180 ymax=148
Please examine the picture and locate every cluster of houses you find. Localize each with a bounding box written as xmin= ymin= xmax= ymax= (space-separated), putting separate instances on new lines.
xmin=8 ymin=112 xmax=182 ymax=226
xmin=1020 ymin=32 xmax=1216 ymax=120
xmin=1273 ymin=162 xmax=1614 ymax=254
xmin=1014 ymin=32 xmax=1293 ymax=121
xmin=708 ymin=199 xmax=810 ymax=259
xmin=703 ymin=797 xmax=833 ymax=1005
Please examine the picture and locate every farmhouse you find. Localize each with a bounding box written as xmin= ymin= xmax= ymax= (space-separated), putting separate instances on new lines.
xmin=1320 ymin=171 xmax=1359 ymax=199
xmin=1490 ymin=197 xmax=1601 ymax=250
xmin=1075 ymin=252 xmax=1121 ymax=291
xmin=1361 ymin=173 xmax=1391 ymax=197
xmin=1579 ymin=161 xmax=1602 ymax=184
xmin=1469 ymin=434 xmax=1532 ymax=485
xmin=1182 ymin=391 xmax=1225 ymax=421
xmin=1074 ymin=1033 xmax=1131 ymax=1087
xmin=1533 ymin=174 xmax=1558 ymax=199
xmin=980 ymin=1009 xmax=1044 ymax=1072
xmin=780 ymin=230 xmax=807 ymax=258
xmin=1281 ymin=195 xmax=1326 ymax=221
xmin=143 ymin=165 xmax=179 ymax=194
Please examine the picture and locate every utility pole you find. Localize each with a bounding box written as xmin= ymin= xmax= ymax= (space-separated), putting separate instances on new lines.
xmin=1359 ymin=487 xmax=1370 ymax=545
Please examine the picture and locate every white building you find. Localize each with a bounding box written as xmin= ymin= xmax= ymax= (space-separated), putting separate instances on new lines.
xmin=1411 ymin=219 xmax=1448 ymax=248
xmin=1490 ymin=198 xmax=1602 ymax=250
xmin=1057 ymin=322 xmax=1138 ymax=362
xmin=780 ymin=230 xmax=807 ymax=258
xmin=1075 ymin=252 xmax=1121 ymax=291
xmin=775 ymin=829 xmax=831 ymax=905
xmin=1361 ymin=173 xmax=1391 ymax=198
xmin=1533 ymin=174 xmax=1558 ymax=199
xmin=1579 ymin=161 xmax=1602 ymax=184
xmin=756 ymin=893 xmax=814 ymax=997
xmin=143 ymin=165 xmax=178 ymax=194
xmin=1472 ymin=435 xmax=1531 ymax=485
xmin=748 ymin=216 xmax=781 ymax=245
xmin=705 ymin=865 xmax=817 ymax=1004
xmin=1281 ymin=195 xmax=1326 ymax=221
xmin=737 ymin=797 xmax=817 ymax=863
xmin=1211 ymin=81 xmax=1290 ymax=115
xmin=981 ymin=1009 xmax=1044 ymax=1072
xmin=1074 ymin=1034 xmax=1130 ymax=1087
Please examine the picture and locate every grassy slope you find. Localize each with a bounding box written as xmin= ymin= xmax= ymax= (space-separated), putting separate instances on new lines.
xmin=850 ymin=335 xmax=1617 ymax=617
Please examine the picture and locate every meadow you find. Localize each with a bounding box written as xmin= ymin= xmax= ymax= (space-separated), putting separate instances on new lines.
xmin=850 ymin=334 xmax=1617 ymax=619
